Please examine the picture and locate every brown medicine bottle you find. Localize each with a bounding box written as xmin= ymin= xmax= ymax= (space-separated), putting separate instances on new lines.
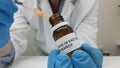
xmin=49 ymin=13 xmax=81 ymax=57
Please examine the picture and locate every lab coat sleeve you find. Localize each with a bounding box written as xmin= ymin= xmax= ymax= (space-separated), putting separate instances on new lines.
xmin=75 ymin=0 xmax=98 ymax=48
xmin=10 ymin=7 xmax=31 ymax=60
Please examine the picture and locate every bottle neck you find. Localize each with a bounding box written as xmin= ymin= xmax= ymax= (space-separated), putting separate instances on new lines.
xmin=49 ymin=13 xmax=64 ymax=27
xmin=49 ymin=0 xmax=61 ymax=13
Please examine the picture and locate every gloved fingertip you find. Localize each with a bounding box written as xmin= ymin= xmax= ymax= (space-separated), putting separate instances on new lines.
xmin=72 ymin=50 xmax=89 ymax=62
xmin=81 ymin=43 xmax=103 ymax=67
xmin=55 ymin=53 xmax=72 ymax=68
xmin=82 ymin=43 xmax=103 ymax=57
xmin=13 ymin=3 xmax=18 ymax=12
xmin=82 ymin=43 xmax=91 ymax=48
xmin=56 ymin=53 xmax=70 ymax=62
xmin=48 ymin=49 xmax=60 ymax=68
xmin=81 ymin=43 xmax=93 ymax=51
xmin=72 ymin=50 xmax=97 ymax=68
xmin=49 ymin=49 xmax=60 ymax=56
xmin=10 ymin=0 xmax=18 ymax=12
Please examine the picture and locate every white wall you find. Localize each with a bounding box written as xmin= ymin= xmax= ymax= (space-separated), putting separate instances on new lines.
xmin=97 ymin=0 xmax=120 ymax=56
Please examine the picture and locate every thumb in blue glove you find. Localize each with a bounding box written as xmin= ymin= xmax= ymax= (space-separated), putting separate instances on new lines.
xmin=48 ymin=49 xmax=73 ymax=68
xmin=72 ymin=43 xmax=103 ymax=68
xmin=81 ymin=43 xmax=103 ymax=68
xmin=48 ymin=43 xmax=103 ymax=68
xmin=0 ymin=0 xmax=18 ymax=48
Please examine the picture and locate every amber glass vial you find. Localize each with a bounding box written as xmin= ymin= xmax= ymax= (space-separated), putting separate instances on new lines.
xmin=49 ymin=13 xmax=81 ymax=57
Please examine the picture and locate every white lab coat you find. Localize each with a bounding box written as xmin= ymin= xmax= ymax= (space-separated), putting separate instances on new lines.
xmin=10 ymin=0 xmax=98 ymax=59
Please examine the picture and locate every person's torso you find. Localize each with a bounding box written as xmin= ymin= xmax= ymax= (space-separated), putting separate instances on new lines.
xmin=18 ymin=0 xmax=96 ymax=55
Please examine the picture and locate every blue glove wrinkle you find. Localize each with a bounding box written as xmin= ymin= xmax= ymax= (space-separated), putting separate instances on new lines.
xmin=0 ymin=0 xmax=18 ymax=48
xmin=82 ymin=43 xmax=103 ymax=68
xmin=91 ymin=48 xmax=103 ymax=66
xmin=0 ymin=26 xmax=9 ymax=48
xmin=0 ymin=11 xmax=14 ymax=26
xmin=72 ymin=50 xmax=97 ymax=68
xmin=48 ymin=49 xmax=60 ymax=68
xmin=72 ymin=50 xmax=89 ymax=62
xmin=0 ymin=13 xmax=11 ymax=48
xmin=0 ymin=0 xmax=18 ymax=14
xmin=55 ymin=53 xmax=72 ymax=68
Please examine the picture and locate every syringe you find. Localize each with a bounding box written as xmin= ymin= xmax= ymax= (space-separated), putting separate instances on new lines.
xmin=14 ymin=0 xmax=45 ymax=17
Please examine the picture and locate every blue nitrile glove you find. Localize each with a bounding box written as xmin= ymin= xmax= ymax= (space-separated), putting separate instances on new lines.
xmin=0 ymin=0 xmax=18 ymax=48
xmin=48 ymin=43 xmax=103 ymax=68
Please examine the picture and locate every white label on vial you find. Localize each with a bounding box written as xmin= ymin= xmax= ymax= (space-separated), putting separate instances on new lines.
xmin=51 ymin=22 xmax=69 ymax=32
xmin=54 ymin=33 xmax=82 ymax=54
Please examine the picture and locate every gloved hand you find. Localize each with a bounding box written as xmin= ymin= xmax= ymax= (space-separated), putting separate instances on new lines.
xmin=48 ymin=43 xmax=103 ymax=68
xmin=0 ymin=0 xmax=18 ymax=48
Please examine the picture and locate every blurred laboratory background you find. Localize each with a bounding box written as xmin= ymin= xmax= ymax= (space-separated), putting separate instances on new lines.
xmin=23 ymin=0 xmax=120 ymax=56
